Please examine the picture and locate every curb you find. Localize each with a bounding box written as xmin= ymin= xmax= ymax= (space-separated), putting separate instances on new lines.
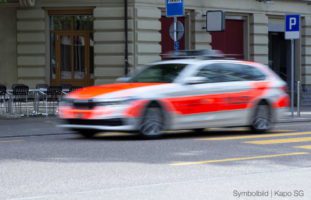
xmin=279 ymin=118 xmax=311 ymax=123
xmin=0 ymin=132 xmax=73 ymax=139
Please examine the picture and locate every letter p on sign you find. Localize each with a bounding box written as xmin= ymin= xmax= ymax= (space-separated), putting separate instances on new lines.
xmin=289 ymin=18 xmax=296 ymax=30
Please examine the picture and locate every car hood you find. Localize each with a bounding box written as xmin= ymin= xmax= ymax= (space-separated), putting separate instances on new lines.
xmin=66 ymin=83 xmax=169 ymax=100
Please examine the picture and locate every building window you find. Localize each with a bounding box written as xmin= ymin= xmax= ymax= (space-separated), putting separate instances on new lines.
xmin=49 ymin=9 xmax=94 ymax=87
xmin=50 ymin=15 xmax=93 ymax=31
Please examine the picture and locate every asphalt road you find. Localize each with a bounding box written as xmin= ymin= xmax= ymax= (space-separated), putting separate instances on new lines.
xmin=0 ymin=119 xmax=311 ymax=200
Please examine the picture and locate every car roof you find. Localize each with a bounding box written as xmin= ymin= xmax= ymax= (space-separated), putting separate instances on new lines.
xmin=152 ymin=58 xmax=262 ymax=68
xmin=151 ymin=59 xmax=275 ymax=79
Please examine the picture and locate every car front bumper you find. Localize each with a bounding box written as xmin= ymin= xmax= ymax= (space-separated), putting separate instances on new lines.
xmin=58 ymin=117 xmax=139 ymax=131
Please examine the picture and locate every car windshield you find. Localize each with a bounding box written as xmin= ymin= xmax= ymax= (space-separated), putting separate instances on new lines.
xmin=129 ymin=63 xmax=187 ymax=83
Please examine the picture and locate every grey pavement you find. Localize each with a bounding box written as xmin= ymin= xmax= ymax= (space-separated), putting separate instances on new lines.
xmin=8 ymin=168 xmax=308 ymax=200
xmin=0 ymin=121 xmax=311 ymax=200
xmin=0 ymin=116 xmax=71 ymax=138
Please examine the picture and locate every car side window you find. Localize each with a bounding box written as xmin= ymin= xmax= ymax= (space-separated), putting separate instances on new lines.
xmin=196 ymin=63 xmax=266 ymax=83
xmin=238 ymin=65 xmax=266 ymax=81
xmin=130 ymin=64 xmax=187 ymax=83
xmin=196 ymin=64 xmax=242 ymax=83
xmin=196 ymin=64 xmax=221 ymax=83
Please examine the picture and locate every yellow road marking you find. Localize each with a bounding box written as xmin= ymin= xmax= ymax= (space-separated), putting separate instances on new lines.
xmin=207 ymin=128 xmax=291 ymax=132
xmin=198 ymin=131 xmax=311 ymax=141
xmin=245 ymin=137 xmax=311 ymax=145
xmin=295 ymin=145 xmax=311 ymax=150
xmin=270 ymin=130 xmax=293 ymax=133
xmin=171 ymin=152 xmax=309 ymax=166
xmin=0 ymin=139 xmax=24 ymax=143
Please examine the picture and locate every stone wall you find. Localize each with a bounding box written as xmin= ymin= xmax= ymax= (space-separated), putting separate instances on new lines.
xmin=16 ymin=8 xmax=46 ymax=87
xmin=93 ymin=6 xmax=134 ymax=85
xmin=0 ymin=7 xmax=17 ymax=87
xmin=250 ymin=13 xmax=268 ymax=65
xmin=4 ymin=0 xmax=311 ymax=86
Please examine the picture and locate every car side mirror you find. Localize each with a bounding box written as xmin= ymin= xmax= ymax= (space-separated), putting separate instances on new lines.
xmin=183 ymin=76 xmax=207 ymax=85
xmin=116 ymin=77 xmax=131 ymax=82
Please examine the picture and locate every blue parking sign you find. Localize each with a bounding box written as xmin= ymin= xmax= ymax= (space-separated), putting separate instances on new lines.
xmin=285 ymin=14 xmax=300 ymax=39
xmin=166 ymin=0 xmax=184 ymax=17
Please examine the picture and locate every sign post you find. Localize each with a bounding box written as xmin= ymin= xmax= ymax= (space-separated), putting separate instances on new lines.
xmin=285 ymin=14 xmax=300 ymax=117
xmin=166 ymin=0 xmax=184 ymax=51
xmin=174 ymin=16 xmax=178 ymax=50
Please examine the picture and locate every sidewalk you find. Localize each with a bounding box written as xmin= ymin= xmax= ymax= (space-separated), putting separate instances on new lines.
xmin=0 ymin=116 xmax=72 ymax=138
xmin=281 ymin=106 xmax=311 ymax=123
xmin=281 ymin=111 xmax=311 ymax=123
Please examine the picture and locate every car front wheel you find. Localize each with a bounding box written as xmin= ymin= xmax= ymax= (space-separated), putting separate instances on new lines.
xmin=139 ymin=105 xmax=164 ymax=139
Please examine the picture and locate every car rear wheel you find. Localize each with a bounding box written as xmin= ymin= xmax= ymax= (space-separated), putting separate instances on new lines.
xmin=139 ymin=105 xmax=164 ymax=139
xmin=250 ymin=103 xmax=272 ymax=133
xmin=73 ymin=129 xmax=99 ymax=138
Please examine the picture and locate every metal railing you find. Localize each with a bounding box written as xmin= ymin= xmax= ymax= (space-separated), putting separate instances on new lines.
xmin=0 ymin=89 xmax=69 ymax=117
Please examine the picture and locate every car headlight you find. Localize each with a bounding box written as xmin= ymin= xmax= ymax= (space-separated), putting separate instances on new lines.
xmin=95 ymin=97 xmax=140 ymax=106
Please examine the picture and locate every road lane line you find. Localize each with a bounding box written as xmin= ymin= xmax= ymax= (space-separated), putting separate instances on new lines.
xmin=171 ymin=152 xmax=309 ymax=166
xmin=294 ymin=145 xmax=311 ymax=150
xmin=0 ymin=139 xmax=24 ymax=143
xmin=245 ymin=137 xmax=311 ymax=145
xmin=198 ymin=131 xmax=311 ymax=141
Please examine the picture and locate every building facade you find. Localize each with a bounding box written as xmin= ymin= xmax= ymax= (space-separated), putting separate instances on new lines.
xmin=0 ymin=0 xmax=311 ymax=89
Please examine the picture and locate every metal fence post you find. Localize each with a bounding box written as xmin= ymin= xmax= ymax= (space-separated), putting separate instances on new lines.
xmin=297 ymin=81 xmax=301 ymax=117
